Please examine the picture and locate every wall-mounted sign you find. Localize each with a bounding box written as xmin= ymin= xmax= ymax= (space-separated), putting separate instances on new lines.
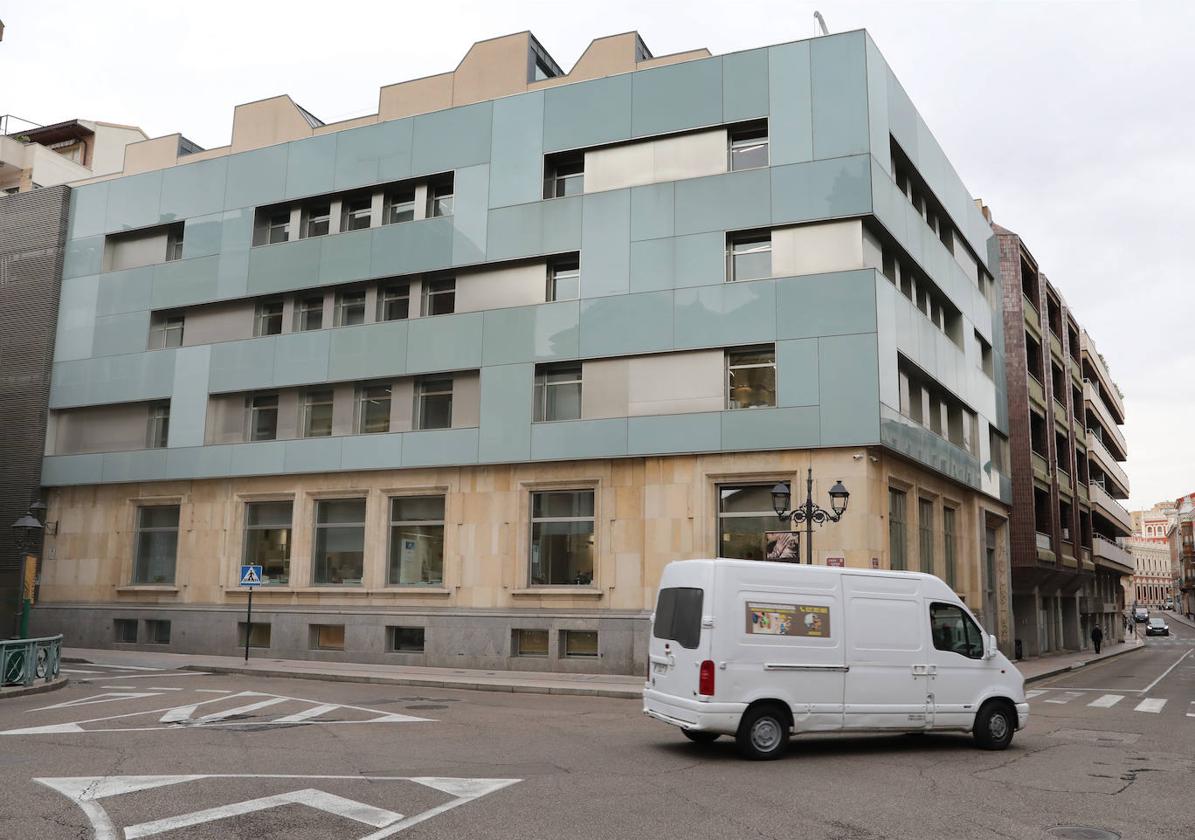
xmin=826 ymin=556 xmax=844 ymax=567
xmin=746 ymin=602 xmax=831 ymax=638
xmin=871 ymin=557 xmax=880 ymax=569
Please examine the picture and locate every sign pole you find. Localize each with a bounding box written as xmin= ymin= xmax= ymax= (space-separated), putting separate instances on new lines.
xmin=238 ymin=564 xmax=262 ymax=661
xmin=244 ymin=587 xmax=253 ymax=663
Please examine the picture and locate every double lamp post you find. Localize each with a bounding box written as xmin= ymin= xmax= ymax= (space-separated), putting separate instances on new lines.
xmin=770 ymin=469 xmax=850 ymax=566
xmin=11 ymin=500 xmax=46 ymax=639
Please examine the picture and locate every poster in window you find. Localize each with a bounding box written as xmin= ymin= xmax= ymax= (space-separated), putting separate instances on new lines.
xmin=765 ymin=531 xmax=798 ymax=561
xmin=746 ymin=602 xmax=831 ymax=638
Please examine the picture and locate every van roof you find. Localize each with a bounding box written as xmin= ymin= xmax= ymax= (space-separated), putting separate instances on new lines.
xmin=663 ymin=558 xmax=958 ymax=596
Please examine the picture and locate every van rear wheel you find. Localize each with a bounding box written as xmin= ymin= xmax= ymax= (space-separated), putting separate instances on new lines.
xmin=681 ymin=729 xmax=720 ymax=744
xmin=736 ymin=704 xmax=790 ymax=760
xmin=973 ymin=702 xmax=1015 ymax=750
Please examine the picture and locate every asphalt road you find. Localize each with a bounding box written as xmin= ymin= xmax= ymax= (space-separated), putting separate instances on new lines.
xmin=1 ymin=621 xmax=1193 ymax=840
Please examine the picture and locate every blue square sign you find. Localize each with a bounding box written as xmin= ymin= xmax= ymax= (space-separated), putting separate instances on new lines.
xmin=239 ymin=565 xmax=263 ymax=587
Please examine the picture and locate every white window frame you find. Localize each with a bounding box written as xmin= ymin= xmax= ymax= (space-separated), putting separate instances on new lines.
xmin=302 ymin=389 xmax=334 ymax=438
xmin=528 ymin=488 xmax=596 ymax=587
xmin=421 ymin=277 xmax=455 ymax=316
xmin=356 ymin=383 xmax=392 ymax=434
xmin=377 ymin=283 xmax=410 ymax=321
xmin=254 ymin=300 xmax=284 ymax=336
xmin=247 ymin=393 xmax=279 ymax=441
xmin=415 ymin=377 xmax=453 ymax=430
xmin=295 ymin=296 xmax=324 ymax=332
xmin=534 ymin=363 xmax=582 ymax=422
xmin=146 ymin=401 xmax=170 ymax=449
xmin=726 ymin=232 xmax=772 ymax=282
xmin=547 ymin=260 xmax=580 ymax=302
xmin=334 ymin=290 xmax=367 ymax=327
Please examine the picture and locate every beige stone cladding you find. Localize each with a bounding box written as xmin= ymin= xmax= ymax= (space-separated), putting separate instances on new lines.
xmin=42 ymin=446 xmax=1005 ymax=619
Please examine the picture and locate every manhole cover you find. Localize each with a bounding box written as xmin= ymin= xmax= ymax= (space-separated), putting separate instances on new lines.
xmin=1045 ymin=827 xmax=1120 ymax=840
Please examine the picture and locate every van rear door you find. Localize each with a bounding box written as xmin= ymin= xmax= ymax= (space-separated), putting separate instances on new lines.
xmin=649 ymin=577 xmax=712 ymax=701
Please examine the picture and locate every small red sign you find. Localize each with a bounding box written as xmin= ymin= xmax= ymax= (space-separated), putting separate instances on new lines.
xmin=826 ymin=557 xmax=844 ymax=567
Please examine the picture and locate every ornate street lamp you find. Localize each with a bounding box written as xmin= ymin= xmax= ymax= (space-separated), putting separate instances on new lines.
xmin=771 ymin=469 xmax=850 ymax=566
xmin=12 ymin=507 xmax=44 ymax=639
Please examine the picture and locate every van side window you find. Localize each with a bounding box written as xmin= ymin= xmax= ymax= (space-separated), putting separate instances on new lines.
xmin=929 ymin=603 xmax=983 ymax=659
xmin=653 ymin=587 xmax=703 ymax=650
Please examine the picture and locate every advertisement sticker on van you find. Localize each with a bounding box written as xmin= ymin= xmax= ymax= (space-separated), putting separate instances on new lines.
xmin=746 ymin=603 xmax=830 ymax=637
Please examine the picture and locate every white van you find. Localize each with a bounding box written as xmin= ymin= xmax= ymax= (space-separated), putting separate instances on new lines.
xmin=643 ymin=559 xmax=1028 ymax=760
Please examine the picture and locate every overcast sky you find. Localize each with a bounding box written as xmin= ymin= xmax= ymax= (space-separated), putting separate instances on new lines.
xmin=3 ymin=1 xmax=1191 ymax=511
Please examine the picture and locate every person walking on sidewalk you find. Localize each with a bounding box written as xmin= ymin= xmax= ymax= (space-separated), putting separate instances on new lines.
xmin=1091 ymin=624 xmax=1104 ymax=654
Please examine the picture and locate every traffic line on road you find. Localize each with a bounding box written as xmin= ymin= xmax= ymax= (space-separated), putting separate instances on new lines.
xmin=195 ymin=697 xmax=289 ymax=723
xmin=1025 ymin=690 xmax=1045 ymax=699
xmin=101 ymin=686 xmax=183 ymax=691
xmin=1188 ymin=702 xmax=1195 ymax=719
xmin=1087 ymin=694 xmax=1124 ymax=708
xmin=1134 ymin=698 xmax=1167 ymax=713
xmin=1141 ymin=649 xmax=1194 ymax=693
xmin=31 ymin=692 xmax=163 ymax=712
xmin=273 ymin=703 xmax=339 ymax=723
xmin=1044 ymin=692 xmax=1085 ymax=704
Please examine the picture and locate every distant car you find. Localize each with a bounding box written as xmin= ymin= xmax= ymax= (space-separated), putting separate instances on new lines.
xmin=1163 ymin=602 xmax=1174 ymax=611
xmin=1146 ymin=617 xmax=1170 ymax=636
xmin=1134 ymin=607 xmax=1149 ymax=622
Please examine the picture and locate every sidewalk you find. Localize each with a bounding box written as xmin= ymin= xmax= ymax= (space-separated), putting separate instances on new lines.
xmin=1017 ymin=636 xmax=1145 ymax=684
xmin=64 ymin=648 xmax=645 ymax=699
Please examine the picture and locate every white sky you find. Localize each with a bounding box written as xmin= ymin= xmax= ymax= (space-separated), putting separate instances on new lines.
xmin=2 ymin=0 xmax=1191 ymax=511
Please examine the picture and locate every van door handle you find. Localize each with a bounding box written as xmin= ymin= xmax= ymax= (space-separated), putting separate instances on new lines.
xmin=649 ymin=654 xmax=674 ymax=667
xmin=911 ymin=665 xmax=929 ymax=676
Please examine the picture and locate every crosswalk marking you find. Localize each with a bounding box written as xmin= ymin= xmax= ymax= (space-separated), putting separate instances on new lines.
xmin=196 ymin=697 xmax=289 ymax=723
xmin=1045 ymin=692 xmax=1084 ymax=704
xmin=273 ymin=703 xmax=339 ymax=724
xmin=1188 ymin=702 xmax=1195 ymax=719
xmin=1088 ymin=694 xmax=1124 ymax=708
xmin=1135 ymin=698 xmax=1167 ymax=713
xmin=1025 ymin=690 xmax=1045 ymax=699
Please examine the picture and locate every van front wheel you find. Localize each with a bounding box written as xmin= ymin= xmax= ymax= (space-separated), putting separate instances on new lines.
xmin=736 ymin=705 xmax=790 ymax=760
xmin=973 ymin=703 xmax=1015 ymax=750
xmin=681 ymin=729 xmax=720 ymax=744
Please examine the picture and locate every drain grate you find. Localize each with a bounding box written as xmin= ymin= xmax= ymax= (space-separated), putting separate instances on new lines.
xmin=1045 ymin=827 xmax=1121 ymax=840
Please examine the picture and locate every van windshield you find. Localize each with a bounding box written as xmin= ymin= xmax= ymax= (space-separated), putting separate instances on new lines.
xmin=653 ymin=587 xmax=703 ymax=649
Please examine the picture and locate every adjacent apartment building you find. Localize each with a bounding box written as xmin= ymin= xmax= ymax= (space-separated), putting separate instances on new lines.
xmin=1168 ymin=493 xmax=1195 ymax=617
xmin=32 ymin=30 xmax=1013 ymax=672
xmin=1129 ymin=500 xmax=1180 ymax=609
xmin=994 ymin=221 xmax=1132 ymax=656
xmin=1 ymin=116 xmax=148 ymax=195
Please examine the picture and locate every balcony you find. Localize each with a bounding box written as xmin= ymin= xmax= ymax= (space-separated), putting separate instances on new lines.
xmin=1077 ymin=483 xmax=1089 ymax=504
xmin=1028 ymin=374 xmax=1046 ymax=408
xmin=1085 ymin=382 xmax=1128 ymax=456
xmin=1035 ymin=531 xmax=1055 ymax=563
xmin=1023 ymin=296 xmax=1041 ymax=333
xmin=1049 ymin=332 xmax=1064 ymax=361
xmin=1092 ymin=534 xmax=1134 ymax=574
xmin=1032 ymin=451 xmax=1050 ymax=483
xmin=1087 ymin=432 xmax=1130 ymax=498
xmin=1081 ymin=330 xmax=1126 ymax=421
xmin=1090 ymin=483 xmax=1133 ymax=535
xmin=1073 ymin=423 xmax=1086 ymax=447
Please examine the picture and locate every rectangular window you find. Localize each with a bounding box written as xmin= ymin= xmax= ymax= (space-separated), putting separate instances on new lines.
xmin=421 ymin=277 xmax=455 ymax=316
xmin=149 ymin=314 xmax=185 ymax=350
xmin=357 ymin=384 xmax=391 ymax=434
xmin=544 ymin=154 xmax=584 ymax=199
xmin=377 ymin=283 xmax=410 ymax=321
xmin=726 ymin=346 xmax=776 ymax=409
xmin=728 ymin=125 xmax=768 ymax=171
xmin=529 ymin=490 xmax=595 ymax=586
xmin=717 ymin=484 xmax=777 ymax=561
xmin=302 ymin=203 xmax=331 ymax=238
xmin=255 ymin=300 xmax=284 ymax=336
xmin=243 ymin=500 xmax=292 ymax=585
xmin=114 ymin=619 xmax=138 ymax=643
xmin=385 ymin=186 xmax=416 ymax=224
xmin=334 ymin=290 xmax=366 ymax=327
xmin=295 ymin=296 xmax=324 ymax=331
xmin=534 ymin=363 xmax=582 ymax=422
xmin=341 ymin=196 xmax=372 ymax=231
xmin=165 ymin=225 xmax=184 ymax=262
xmin=146 ymin=401 xmax=170 ymax=449
xmin=145 ymin=619 xmax=171 ymax=645
xmin=976 ymin=331 xmax=993 ymax=377
xmin=415 ymin=378 xmax=453 ymax=430
xmin=513 ymin=628 xmax=549 ymax=656
xmin=310 ymin=623 xmax=346 ymax=650
xmin=943 ymin=507 xmax=957 ymax=589
xmin=562 ymin=630 xmax=599 ymax=658
xmin=238 ymin=622 xmax=272 ymax=648
xmin=726 ymin=232 xmax=771 ymax=282
xmin=312 ymin=499 xmax=366 ymax=586
xmin=653 ymin=587 xmax=704 ymax=649
xmin=919 ymin=498 xmax=934 ymax=575
xmin=929 ymin=602 xmax=983 ymax=659
xmin=427 ymin=176 xmax=454 ymax=217
xmin=248 ymin=394 xmax=279 ymax=441
xmin=547 ymin=259 xmax=580 ymax=302
xmin=388 ymin=626 xmax=426 ymax=652
xmin=133 ymin=505 xmax=179 ymax=585
xmin=388 ymin=496 xmax=445 ymax=586
xmin=889 ymin=489 xmax=907 ymax=571
xmin=302 ymin=389 xmax=334 ymax=438
xmin=267 ymin=212 xmax=290 ymax=244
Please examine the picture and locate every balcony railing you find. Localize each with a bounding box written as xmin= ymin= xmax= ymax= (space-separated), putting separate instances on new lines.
xmin=1092 ymin=534 xmax=1133 ymax=572
xmin=0 ymin=635 xmax=62 ymax=688
xmin=1090 ymin=483 xmax=1133 ymax=534
xmin=1084 ymin=381 xmax=1128 ymax=456
xmin=1036 ymin=531 xmax=1052 ymax=551
xmin=1087 ymin=431 xmax=1130 ymax=497
xmin=1080 ymin=330 xmax=1126 ymax=421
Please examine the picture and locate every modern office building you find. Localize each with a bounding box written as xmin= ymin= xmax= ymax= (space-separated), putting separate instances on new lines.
xmin=994 ymin=221 xmax=1132 ymax=656
xmin=32 ymin=30 xmax=1012 ymax=672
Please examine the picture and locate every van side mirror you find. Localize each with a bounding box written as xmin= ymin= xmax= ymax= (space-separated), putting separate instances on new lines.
xmin=984 ymin=634 xmax=998 ymax=660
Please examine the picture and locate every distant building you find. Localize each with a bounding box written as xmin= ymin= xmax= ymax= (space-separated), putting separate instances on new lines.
xmin=1170 ymin=493 xmax=1195 ymax=616
xmin=0 ymin=117 xmax=149 ymax=194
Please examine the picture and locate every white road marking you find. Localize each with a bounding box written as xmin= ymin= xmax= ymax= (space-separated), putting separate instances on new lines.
xmin=1025 ymin=690 xmax=1045 ymax=699
xmin=31 ymin=693 xmax=161 ymax=712
xmin=273 ymin=703 xmax=339 ymax=723
xmin=1135 ymin=698 xmax=1167 ymax=713
xmin=195 ymin=697 xmax=289 ymax=723
xmin=195 ymin=689 xmax=232 ymax=693
xmin=59 ymin=669 xmax=104 ymax=675
xmin=1044 ymin=692 xmax=1084 ymax=704
xmin=1087 ymin=694 xmax=1124 ymax=708
xmin=90 ymin=665 xmax=163 ymax=672
xmin=1141 ymin=649 xmax=1194 ymax=693
xmin=101 ymin=686 xmax=183 ymax=691
xmin=82 ymin=671 xmax=207 ymax=681
xmin=159 ymin=704 xmax=201 ymax=724
xmin=1189 ymin=701 xmax=1195 ymax=719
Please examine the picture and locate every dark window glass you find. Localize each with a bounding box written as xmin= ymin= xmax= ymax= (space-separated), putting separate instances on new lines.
xmin=653 ymin=587 xmax=704 ymax=649
xmin=930 ymin=602 xmax=984 ymax=659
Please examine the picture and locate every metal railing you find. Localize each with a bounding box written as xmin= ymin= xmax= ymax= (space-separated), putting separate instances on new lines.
xmin=1 ymin=635 xmax=62 ymax=688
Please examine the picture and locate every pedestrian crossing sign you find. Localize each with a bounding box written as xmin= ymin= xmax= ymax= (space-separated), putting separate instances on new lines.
xmin=239 ymin=565 xmax=263 ymax=587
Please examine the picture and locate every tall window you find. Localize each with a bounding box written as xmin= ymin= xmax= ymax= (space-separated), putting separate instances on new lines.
xmin=133 ymin=505 xmax=179 ymax=585
xmin=726 ymin=346 xmax=776 ymax=409
xmin=422 ymin=278 xmax=455 ymax=316
xmin=386 ymin=187 xmax=415 ymax=224
xmin=248 ymin=394 xmax=279 ymax=441
xmin=544 ymin=153 xmax=584 ymax=198
xmin=389 ymin=496 xmax=445 ymax=586
xmin=303 ymin=389 xmax=334 ymax=437
xmin=295 ymin=296 xmax=324 ymax=331
xmin=165 ymin=225 xmax=185 ymax=262
xmin=377 ymin=284 xmax=410 ymax=321
xmin=334 ymin=290 xmax=366 ymax=327
xmin=728 ymin=124 xmax=768 ymax=171
xmin=357 ymin=384 xmax=391 ymax=434
xmin=534 ymin=363 xmax=582 ymax=422
xmin=341 ymin=197 xmax=372 ymax=231
xmin=427 ymin=176 xmax=454 ymax=217
xmin=718 ymin=484 xmax=777 ymax=561
xmin=255 ymin=300 xmax=284 ymax=336
xmin=416 ymin=378 xmax=453 ymax=430
xmin=889 ymin=488 xmax=907 ymax=571
xmin=529 ymin=490 xmax=595 ymax=586
xmin=547 ymin=259 xmax=580 ymax=302
xmin=943 ymin=507 xmax=957 ymax=589
xmin=726 ymin=232 xmax=771 ymax=282
xmin=312 ymin=499 xmax=366 ymax=585
xmin=267 ymin=212 xmax=290 ymax=244
xmin=930 ymin=602 xmax=983 ymax=658
xmin=146 ymin=401 xmax=170 ymax=449
xmin=919 ymin=498 xmax=934 ymax=575
xmin=243 ymin=501 xmax=292 ymax=585
xmin=302 ymin=203 xmax=331 ymax=238
xmin=149 ymin=315 xmax=184 ymax=350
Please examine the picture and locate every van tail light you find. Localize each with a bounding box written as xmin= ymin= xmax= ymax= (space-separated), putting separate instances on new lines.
xmin=698 ymin=660 xmax=715 ymax=696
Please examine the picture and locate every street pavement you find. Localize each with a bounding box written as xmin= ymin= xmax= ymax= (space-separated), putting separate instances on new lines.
xmin=1 ymin=615 xmax=1192 ymax=839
